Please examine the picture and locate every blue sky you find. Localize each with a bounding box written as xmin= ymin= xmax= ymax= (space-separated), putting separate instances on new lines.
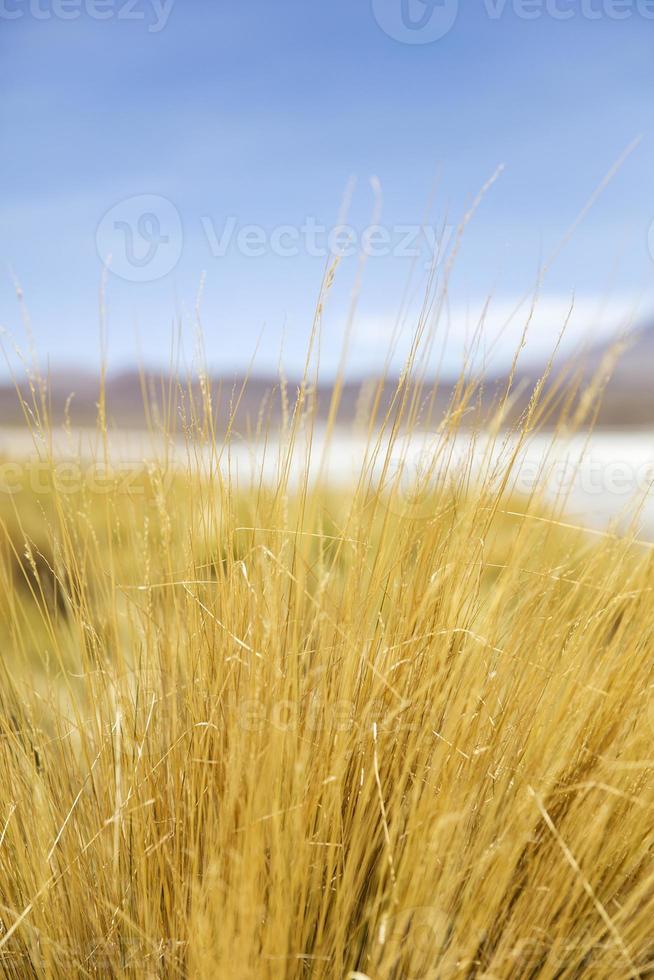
xmin=1 ymin=0 xmax=653 ymax=378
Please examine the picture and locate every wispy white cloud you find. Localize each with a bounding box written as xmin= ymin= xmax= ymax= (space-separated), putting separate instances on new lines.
xmin=349 ymin=293 xmax=650 ymax=375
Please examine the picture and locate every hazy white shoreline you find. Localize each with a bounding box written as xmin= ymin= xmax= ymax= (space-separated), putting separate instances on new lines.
xmin=2 ymin=426 xmax=654 ymax=538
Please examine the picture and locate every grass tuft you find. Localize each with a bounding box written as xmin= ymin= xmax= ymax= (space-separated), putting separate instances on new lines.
xmin=0 ymin=298 xmax=653 ymax=978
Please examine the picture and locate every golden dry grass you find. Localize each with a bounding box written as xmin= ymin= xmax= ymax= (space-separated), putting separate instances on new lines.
xmin=0 ymin=315 xmax=653 ymax=979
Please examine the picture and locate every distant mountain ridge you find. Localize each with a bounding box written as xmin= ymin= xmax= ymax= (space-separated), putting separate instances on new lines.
xmin=0 ymin=370 xmax=453 ymax=431
xmin=577 ymin=323 xmax=654 ymax=424
xmin=1 ymin=325 xmax=653 ymax=430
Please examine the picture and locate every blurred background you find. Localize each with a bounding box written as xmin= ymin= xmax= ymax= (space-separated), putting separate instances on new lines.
xmin=1 ymin=0 xmax=653 ymax=386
